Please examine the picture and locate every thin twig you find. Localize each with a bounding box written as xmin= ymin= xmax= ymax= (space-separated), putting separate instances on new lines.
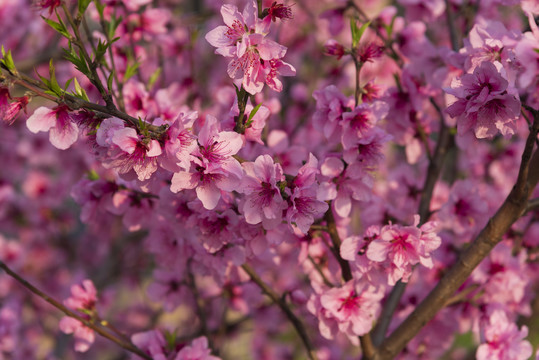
xmin=324 ymin=208 xmax=353 ymax=282
xmin=186 ymin=267 xmax=215 ymax=352
xmin=307 ymin=255 xmax=335 ymax=288
xmin=241 ymin=264 xmax=318 ymax=360
xmin=0 ymin=261 xmax=151 ymax=360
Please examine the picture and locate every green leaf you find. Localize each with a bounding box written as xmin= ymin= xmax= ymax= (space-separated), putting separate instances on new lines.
xmin=357 ymin=21 xmax=371 ymax=45
xmin=385 ymin=15 xmax=396 ymax=39
xmin=73 ymin=77 xmax=90 ymax=101
xmin=245 ymin=103 xmax=262 ymax=128
xmin=350 ymin=18 xmax=360 ymax=48
xmin=42 ymin=16 xmax=70 ymax=39
xmin=63 ymin=45 xmax=90 ymax=76
xmin=107 ymin=71 xmax=114 ymax=92
xmin=78 ymin=0 xmax=92 ymax=16
xmin=124 ymin=61 xmax=140 ymax=82
xmin=94 ymin=39 xmax=109 ymax=64
xmin=0 ymin=45 xmax=16 ymax=73
xmin=147 ymin=67 xmax=162 ymax=89
xmin=87 ymin=169 xmax=100 ymax=181
xmin=94 ymin=0 xmax=105 ymax=18
xmin=64 ymin=78 xmax=74 ymax=91
xmin=48 ymin=59 xmax=63 ymax=96
xmin=163 ymin=330 xmax=177 ymax=351
xmin=107 ymin=15 xmax=123 ymax=40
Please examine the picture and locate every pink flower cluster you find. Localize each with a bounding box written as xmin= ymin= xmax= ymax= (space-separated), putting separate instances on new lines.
xmin=205 ymin=0 xmax=295 ymax=94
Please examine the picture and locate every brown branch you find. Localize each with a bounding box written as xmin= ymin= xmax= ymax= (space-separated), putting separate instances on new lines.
xmin=60 ymin=3 xmax=116 ymax=109
xmin=0 ymin=261 xmax=151 ymax=360
xmin=526 ymin=198 xmax=539 ymax=214
xmin=241 ymin=264 xmax=318 ymax=360
xmin=371 ymin=99 xmax=453 ymax=346
xmin=374 ymin=112 xmax=539 ymax=360
xmin=360 ymin=333 xmax=376 ymax=359
xmin=325 ymin=208 xmax=353 ymax=282
xmin=186 ymin=267 xmax=215 ymax=352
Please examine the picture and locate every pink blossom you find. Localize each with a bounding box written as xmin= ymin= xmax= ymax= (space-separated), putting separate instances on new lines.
xmin=58 ymin=317 xmax=95 ymax=352
xmin=59 ymin=279 xmax=98 ymax=353
xmin=239 ymin=154 xmax=286 ymax=229
xmin=445 ymin=61 xmax=521 ymax=139
xmin=243 ymin=104 xmax=270 ymax=144
xmin=265 ymin=2 xmax=294 ymax=22
xmin=170 ymin=115 xmax=244 ymax=210
xmin=26 ymin=105 xmax=79 ymax=150
xmin=0 ymin=87 xmax=27 ymax=125
xmin=205 ymin=0 xmax=291 ymax=94
xmin=131 ymin=330 xmax=168 ymax=360
xmin=148 ymin=267 xmax=191 ymax=312
xmin=312 ymin=85 xmax=353 ymax=143
xmin=436 ymin=180 xmax=488 ymax=237
xmin=367 ymin=215 xmax=441 ymax=285
xmin=175 ymin=336 xmax=220 ymax=360
xmin=515 ymin=14 xmax=539 ymax=90
xmin=63 ymin=279 xmax=97 ymax=311
xmin=340 ymin=101 xmax=388 ymax=150
xmin=111 ymin=127 xmax=162 ymax=181
xmin=397 ymin=0 xmax=445 ymax=21
xmin=324 ymin=39 xmax=346 ymax=59
xmin=0 ymin=302 xmax=19 ymax=354
xmin=318 ymin=280 xmax=383 ymax=339
xmin=463 ymin=21 xmax=519 ymax=74
xmin=155 ymin=111 xmax=197 ymax=172
xmin=285 ymin=154 xmax=329 ymax=234
xmin=476 ymin=308 xmax=532 ymax=360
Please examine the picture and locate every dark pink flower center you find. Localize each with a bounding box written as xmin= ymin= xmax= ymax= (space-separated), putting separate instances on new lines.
xmin=338 ymin=291 xmax=360 ymax=312
xmin=256 ymin=182 xmax=278 ymax=207
xmin=454 ymin=198 xmax=471 ymax=217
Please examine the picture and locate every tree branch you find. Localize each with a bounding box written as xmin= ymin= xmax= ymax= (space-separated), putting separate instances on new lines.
xmin=0 ymin=261 xmax=151 ymax=360
xmin=241 ymin=264 xmax=318 ymax=360
xmin=374 ymin=112 xmax=539 ymax=360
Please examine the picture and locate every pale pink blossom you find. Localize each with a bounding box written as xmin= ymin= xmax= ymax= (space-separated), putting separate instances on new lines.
xmin=59 ymin=280 xmax=98 ymax=353
xmin=476 ymin=308 xmax=532 ymax=360
xmin=316 ymin=280 xmax=383 ymax=340
xmin=170 ymin=115 xmax=243 ymax=210
xmin=205 ymin=0 xmax=291 ymax=94
xmin=367 ymin=215 xmax=441 ymax=285
xmin=26 ymin=105 xmax=79 ymax=150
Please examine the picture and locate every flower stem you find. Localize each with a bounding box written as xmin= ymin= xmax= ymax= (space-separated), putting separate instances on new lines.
xmin=0 ymin=261 xmax=151 ymax=360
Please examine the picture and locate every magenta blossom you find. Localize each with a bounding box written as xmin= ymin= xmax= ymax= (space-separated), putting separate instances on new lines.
xmin=0 ymin=86 xmax=27 ymax=125
xmin=239 ymin=154 xmax=286 ymax=230
xmin=445 ymin=61 xmax=521 ymax=139
xmin=285 ymin=154 xmax=329 ymax=234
